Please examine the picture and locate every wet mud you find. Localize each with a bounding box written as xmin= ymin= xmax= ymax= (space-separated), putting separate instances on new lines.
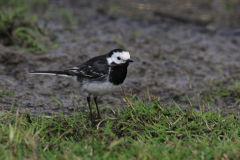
xmin=1 ymin=1 xmax=240 ymax=117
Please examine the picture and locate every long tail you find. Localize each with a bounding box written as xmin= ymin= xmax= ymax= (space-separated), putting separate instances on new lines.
xmin=28 ymin=70 xmax=71 ymax=77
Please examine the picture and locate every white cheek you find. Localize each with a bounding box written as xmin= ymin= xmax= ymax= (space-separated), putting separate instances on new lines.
xmin=112 ymin=58 xmax=121 ymax=64
xmin=116 ymin=59 xmax=125 ymax=64
xmin=107 ymin=57 xmax=112 ymax=64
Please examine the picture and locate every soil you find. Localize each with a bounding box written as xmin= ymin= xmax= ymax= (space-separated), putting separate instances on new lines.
xmin=0 ymin=1 xmax=240 ymax=117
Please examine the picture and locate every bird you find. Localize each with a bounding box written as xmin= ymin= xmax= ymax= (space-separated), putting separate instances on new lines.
xmin=28 ymin=49 xmax=134 ymax=124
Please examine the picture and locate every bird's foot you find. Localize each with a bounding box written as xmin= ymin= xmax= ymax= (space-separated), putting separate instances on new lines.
xmin=96 ymin=115 xmax=102 ymax=120
xmin=91 ymin=118 xmax=101 ymax=126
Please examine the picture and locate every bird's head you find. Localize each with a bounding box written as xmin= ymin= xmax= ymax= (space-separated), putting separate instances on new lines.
xmin=107 ymin=49 xmax=134 ymax=66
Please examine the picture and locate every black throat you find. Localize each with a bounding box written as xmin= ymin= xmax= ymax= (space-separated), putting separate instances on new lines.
xmin=109 ymin=63 xmax=129 ymax=85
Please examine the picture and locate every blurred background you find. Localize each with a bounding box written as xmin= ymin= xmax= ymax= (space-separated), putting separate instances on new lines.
xmin=99 ymin=0 xmax=240 ymax=28
xmin=0 ymin=0 xmax=240 ymax=117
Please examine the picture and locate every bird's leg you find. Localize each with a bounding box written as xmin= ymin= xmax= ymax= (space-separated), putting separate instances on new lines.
xmin=94 ymin=96 xmax=102 ymax=119
xmin=87 ymin=94 xmax=95 ymax=124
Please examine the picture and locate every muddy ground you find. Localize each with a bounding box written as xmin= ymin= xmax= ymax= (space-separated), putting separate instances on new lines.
xmin=0 ymin=1 xmax=240 ymax=117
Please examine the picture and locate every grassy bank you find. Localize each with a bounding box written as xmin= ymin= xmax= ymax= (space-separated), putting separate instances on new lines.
xmin=0 ymin=91 xmax=240 ymax=160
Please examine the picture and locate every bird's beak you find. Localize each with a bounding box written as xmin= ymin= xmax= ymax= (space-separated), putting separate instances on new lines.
xmin=126 ymin=59 xmax=134 ymax=63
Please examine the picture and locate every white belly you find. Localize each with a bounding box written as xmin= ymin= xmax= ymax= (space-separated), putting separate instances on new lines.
xmin=82 ymin=81 xmax=119 ymax=96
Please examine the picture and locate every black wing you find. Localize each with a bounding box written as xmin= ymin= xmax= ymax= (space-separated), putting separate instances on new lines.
xmin=67 ymin=55 xmax=109 ymax=79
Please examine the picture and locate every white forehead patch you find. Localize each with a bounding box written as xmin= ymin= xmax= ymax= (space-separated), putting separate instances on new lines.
xmin=107 ymin=51 xmax=131 ymax=65
xmin=114 ymin=51 xmax=130 ymax=60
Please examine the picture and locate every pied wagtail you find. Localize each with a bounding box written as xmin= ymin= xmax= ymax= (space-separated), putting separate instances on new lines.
xmin=29 ymin=49 xmax=134 ymax=124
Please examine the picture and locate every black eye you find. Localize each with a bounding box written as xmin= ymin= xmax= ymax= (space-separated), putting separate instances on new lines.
xmin=117 ymin=57 xmax=121 ymax=60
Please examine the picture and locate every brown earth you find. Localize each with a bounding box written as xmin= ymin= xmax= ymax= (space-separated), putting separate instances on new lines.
xmin=0 ymin=1 xmax=240 ymax=118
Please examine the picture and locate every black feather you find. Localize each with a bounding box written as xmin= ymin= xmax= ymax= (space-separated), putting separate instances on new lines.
xmin=69 ymin=54 xmax=109 ymax=79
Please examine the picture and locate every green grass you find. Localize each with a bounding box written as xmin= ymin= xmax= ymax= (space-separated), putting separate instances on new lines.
xmin=59 ymin=9 xmax=77 ymax=31
xmin=49 ymin=94 xmax=62 ymax=106
xmin=198 ymin=79 xmax=240 ymax=106
xmin=112 ymin=36 xmax=126 ymax=49
xmin=0 ymin=0 xmax=59 ymax=52
xmin=0 ymin=89 xmax=240 ymax=160
xmin=0 ymin=0 xmax=50 ymax=52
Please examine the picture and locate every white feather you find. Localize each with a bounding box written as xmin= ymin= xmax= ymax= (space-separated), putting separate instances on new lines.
xmin=82 ymin=81 xmax=119 ymax=96
xmin=71 ymin=67 xmax=79 ymax=69
xmin=28 ymin=72 xmax=71 ymax=77
xmin=57 ymin=75 xmax=71 ymax=77
xmin=28 ymin=73 xmax=56 ymax=76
